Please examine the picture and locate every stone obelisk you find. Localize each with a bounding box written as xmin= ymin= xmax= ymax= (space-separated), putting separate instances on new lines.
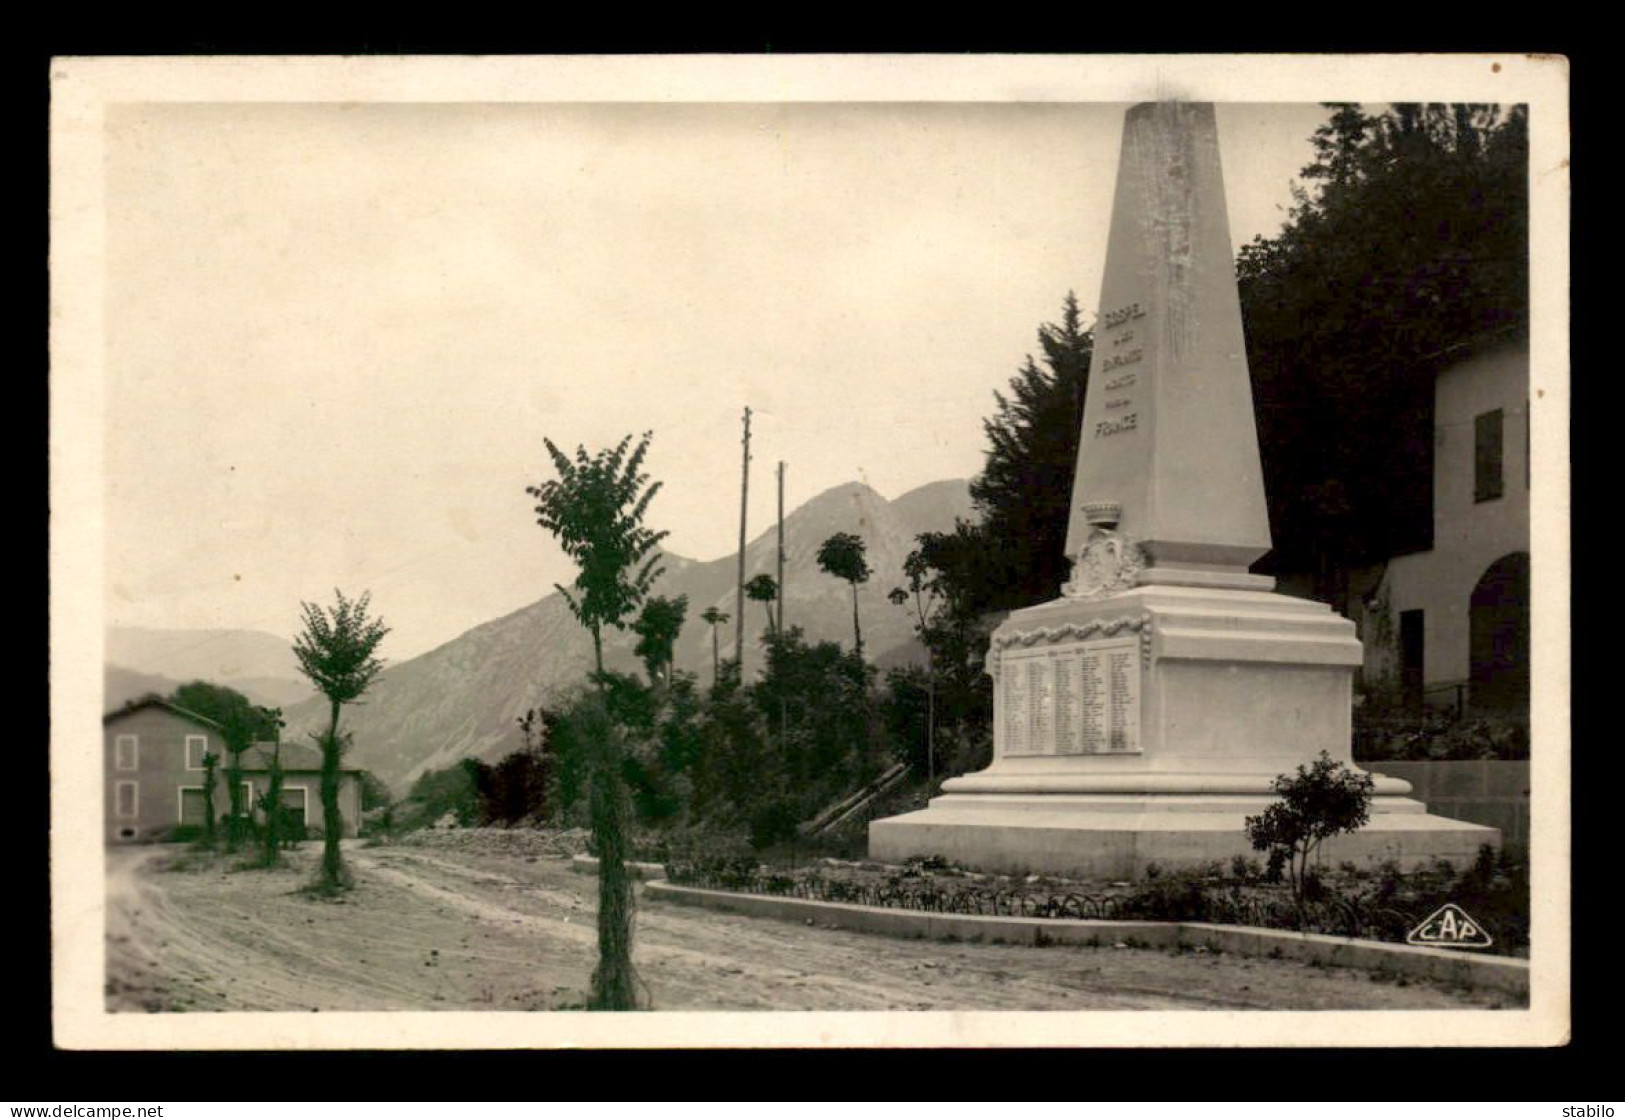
xmin=869 ymin=103 xmax=1497 ymax=877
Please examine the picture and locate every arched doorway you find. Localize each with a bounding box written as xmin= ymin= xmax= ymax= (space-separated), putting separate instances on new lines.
xmin=1469 ymin=552 xmax=1530 ymax=716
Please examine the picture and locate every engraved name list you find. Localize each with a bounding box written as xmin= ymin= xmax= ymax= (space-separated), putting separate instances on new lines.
xmin=1000 ymin=636 xmax=1142 ymax=756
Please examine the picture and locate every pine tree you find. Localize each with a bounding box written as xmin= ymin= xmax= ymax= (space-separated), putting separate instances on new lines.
xmin=968 ymin=292 xmax=1095 ymax=609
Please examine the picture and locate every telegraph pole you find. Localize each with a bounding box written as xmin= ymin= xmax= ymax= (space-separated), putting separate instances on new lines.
xmin=734 ymin=406 xmax=752 ymax=672
xmin=776 ymin=461 xmax=786 ymax=636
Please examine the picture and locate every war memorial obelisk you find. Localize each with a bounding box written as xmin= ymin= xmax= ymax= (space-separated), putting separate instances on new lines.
xmin=869 ymin=102 xmax=1498 ymax=877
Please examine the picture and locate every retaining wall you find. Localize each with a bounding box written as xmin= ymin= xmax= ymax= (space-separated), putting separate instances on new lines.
xmin=645 ymin=880 xmax=1529 ymax=998
xmin=1367 ymin=760 xmax=1530 ymax=847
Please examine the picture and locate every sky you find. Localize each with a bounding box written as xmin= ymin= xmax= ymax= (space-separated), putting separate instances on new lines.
xmin=103 ymin=100 xmax=1331 ymax=661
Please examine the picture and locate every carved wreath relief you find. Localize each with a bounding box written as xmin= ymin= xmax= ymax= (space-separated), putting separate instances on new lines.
xmin=1062 ymin=525 xmax=1147 ymax=600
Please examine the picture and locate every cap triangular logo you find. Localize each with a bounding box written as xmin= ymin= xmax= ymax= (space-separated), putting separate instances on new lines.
xmin=1406 ymin=903 xmax=1495 ymax=949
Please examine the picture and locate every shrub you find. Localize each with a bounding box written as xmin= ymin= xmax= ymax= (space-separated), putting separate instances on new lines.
xmin=1244 ymin=752 xmax=1375 ymax=920
xmin=1116 ymin=869 xmax=1211 ymax=922
xmin=1230 ymin=854 xmax=1262 ymax=882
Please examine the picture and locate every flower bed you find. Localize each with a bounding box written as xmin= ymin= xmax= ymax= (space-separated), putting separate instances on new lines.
xmin=664 ymin=848 xmax=1530 ymax=955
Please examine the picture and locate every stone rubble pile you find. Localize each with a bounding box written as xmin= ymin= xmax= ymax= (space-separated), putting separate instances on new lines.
xmin=396 ymin=826 xmax=590 ymax=860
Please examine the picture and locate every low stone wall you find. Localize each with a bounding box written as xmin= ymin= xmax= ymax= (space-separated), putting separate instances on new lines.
xmin=569 ymin=855 xmax=669 ymax=880
xmin=646 ymin=880 xmax=1529 ymax=998
xmin=1366 ymin=761 xmax=1530 ymax=847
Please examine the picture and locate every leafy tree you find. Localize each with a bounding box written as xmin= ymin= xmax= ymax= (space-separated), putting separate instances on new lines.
xmin=699 ymin=607 xmax=729 ymax=687
xmin=169 ymin=682 xmax=281 ymax=851
xmin=358 ymin=770 xmax=392 ymax=813
xmin=486 ymin=708 xmax=555 ymax=825
xmin=528 ymin=432 xmax=668 ymax=682
xmin=398 ymin=760 xmax=483 ymax=830
xmin=357 ymin=769 xmax=395 ymax=835
xmin=888 ymin=551 xmax=943 ymax=781
xmin=293 ymin=590 xmax=390 ymax=892
xmin=1237 ymin=102 xmax=1528 ymax=595
xmin=631 ymin=593 xmax=688 ymax=689
xmin=816 ymin=532 xmax=872 ymax=657
xmin=754 ymin=627 xmax=883 ymax=794
xmin=745 ymin=574 xmax=779 ymax=638
xmin=906 ymin=522 xmax=1002 ymax=734
xmin=527 ymin=431 xmax=668 ymax=1011
xmin=1244 ymin=751 xmax=1376 ymax=919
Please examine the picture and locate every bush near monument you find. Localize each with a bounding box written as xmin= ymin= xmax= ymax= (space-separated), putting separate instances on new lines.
xmin=1245 ymin=752 xmax=1375 ymax=914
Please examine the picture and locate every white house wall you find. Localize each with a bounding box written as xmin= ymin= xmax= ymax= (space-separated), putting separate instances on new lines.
xmin=1385 ymin=343 xmax=1530 ymax=689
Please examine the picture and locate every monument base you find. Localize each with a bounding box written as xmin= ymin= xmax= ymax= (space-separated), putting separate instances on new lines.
xmin=867 ymin=789 xmax=1499 ymax=880
xmin=866 ymin=583 xmax=1501 ymax=879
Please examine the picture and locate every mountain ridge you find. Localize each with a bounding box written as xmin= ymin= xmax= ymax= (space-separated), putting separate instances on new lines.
xmin=104 ymin=628 xmax=315 ymax=710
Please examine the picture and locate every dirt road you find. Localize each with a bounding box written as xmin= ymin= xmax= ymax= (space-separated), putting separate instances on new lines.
xmin=104 ymin=840 xmax=1511 ymax=1013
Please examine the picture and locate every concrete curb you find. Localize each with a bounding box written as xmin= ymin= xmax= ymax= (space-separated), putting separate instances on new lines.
xmin=645 ymin=880 xmax=1529 ymax=998
xmin=569 ymin=855 xmax=669 ymax=881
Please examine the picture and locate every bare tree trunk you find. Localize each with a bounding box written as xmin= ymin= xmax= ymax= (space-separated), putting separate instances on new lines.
xmin=587 ymin=625 xmax=640 ymax=1010
xmin=589 ymin=725 xmax=638 ymax=1010
xmin=851 ymin=582 xmax=863 ymax=657
xmin=262 ymin=743 xmax=284 ymax=866
xmin=225 ymin=751 xmax=244 ymax=852
xmin=927 ymin=676 xmax=936 ymax=788
xmin=735 ymin=406 xmax=751 ymax=672
xmin=200 ymin=754 xmax=218 ymax=849
xmin=320 ymin=699 xmax=345 ymax=889
xmin=777 ymin=460 xmax=785 ymax=636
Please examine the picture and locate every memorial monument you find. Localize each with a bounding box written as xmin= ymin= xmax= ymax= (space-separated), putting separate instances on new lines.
xmin=869 ymin=102 xmax=1499 ymax=877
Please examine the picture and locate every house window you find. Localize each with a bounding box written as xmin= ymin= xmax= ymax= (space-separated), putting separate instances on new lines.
xmin=1475 ymin=409 xmax=1504 ymax=502
xmin=114 ymin=734 xmax=139 ymax=771
xmin=178 ymin=786 xmax=207 ymax=825
xmin=281 ymin=785 xmax=310 ymax=835
xmin=185 ymin=735 xmax=209 ymax=770
xmin=115 ymin=780 xmax=138 ymax=819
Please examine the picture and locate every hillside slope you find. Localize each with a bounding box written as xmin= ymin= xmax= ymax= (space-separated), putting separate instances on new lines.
xmin=105 ymin=628 xmax=315 ymax=709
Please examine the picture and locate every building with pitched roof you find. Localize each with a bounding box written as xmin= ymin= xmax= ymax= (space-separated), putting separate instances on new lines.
xmin=103 ymin=697 xmax=363 ymax=843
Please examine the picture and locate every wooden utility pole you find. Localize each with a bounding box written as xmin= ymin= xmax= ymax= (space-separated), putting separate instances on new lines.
xmin=776 ymin=460 xmax=787 ymax=741
xmin=734 ymin=406 xmax=752 ymax=672
xmin=776 ymin=461 xmax=786 ymax=636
